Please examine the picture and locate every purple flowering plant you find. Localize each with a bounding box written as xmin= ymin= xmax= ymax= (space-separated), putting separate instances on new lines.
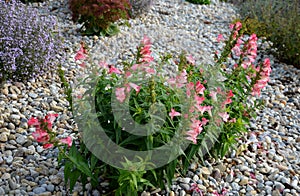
xmin=0 ymin=0 xmax=63 ymax=83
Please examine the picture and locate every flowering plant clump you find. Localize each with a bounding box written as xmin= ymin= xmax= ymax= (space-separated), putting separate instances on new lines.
xmin=0 ymin=0 xmax=63 ymax=82
xmin=56 ymin=21 xmax=271 ymax=195
xmin=212 ymin=22 xmax=272 ymax=157
xmin=28 ymin=114 xmax=72 ymax=148
xmin=69 ymin=0 xmax=131 ymax=36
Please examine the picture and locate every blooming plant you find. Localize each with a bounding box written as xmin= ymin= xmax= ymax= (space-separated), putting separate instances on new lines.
xmin=55 ymin=21 xmax=271 ymax=194
xmin=0 ymin=0 xmax=63 ymax=82
xmin=28 ymin=114 xmax=99 ymax=194
xmin=28 ymin=114 xmax=72 ymax=148
xmin=69 ymin=0 xmax=131 ymax=36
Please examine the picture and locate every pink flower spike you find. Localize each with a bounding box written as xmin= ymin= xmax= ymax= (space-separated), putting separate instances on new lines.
xmin=186 ymin=135 xmax=197 ymax=144
xmin=115 ymin=87 xmax=126 ymax=103
xmin=217 ymin=34 xmax=225 ymax=42
xmin=218 ymin=112 xmax=229 ymax=122
xmin=45 ymin=113 xmax=58 ymax=124
xmin=125 ymin=71 xmax=132 ymax=78
xmin=195 ymin=81 xmax=205 ymax=95
xmin=74 ymin=44 xmax=87 ymax=61
xmin=108 ymin=66 xmax=122 ymax=74
xmin=145 ymin=67 xmax=155 ymax=74
xmin=99 ymin=61 xmax=109 ymax=69
xmin=129 ymin=83 xmax=141 ymax=93
xmin=235 ymin=21 xmax=242 ymax=31
xmin=141 ymin=35 xmax=151 ymax=46
xmin=186 ymin=54 xmax=195 ymax=65
xmin=227 ymin=90 xmax=234 ymax=98
xmin=32 ymin=130 xmax=50 ymax=143
xmin=60 ymin=136 xmax=72 ymax=147
xmin=43 ymin=143 xmax=54 ymax=149
xmin=131 ymin=64 xmax=140 ymax=71
xmin=194 ymin=95 xmax=205 ymax=105
xmin=169 ymin=108 xmax=181 ymax=120
xmin=28 ymin=117 xmax=40 ymax=127
xmin=201 ymin=117 xmax=209 ymax=126
xmin=209 ymin=91 xmax=218 ymax=101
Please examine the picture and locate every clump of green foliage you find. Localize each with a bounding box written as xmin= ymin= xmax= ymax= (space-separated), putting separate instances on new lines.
xmin=186 ymin=0 xmax=210 ymax=4
xmin=69 ymin=0 xmax=131 ymax=36
xmin=236 ymin=0 xmax=300 ymax=68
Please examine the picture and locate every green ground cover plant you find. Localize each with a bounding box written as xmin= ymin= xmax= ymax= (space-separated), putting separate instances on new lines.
xmin=235 ymin=0 xmax=300 ymax=68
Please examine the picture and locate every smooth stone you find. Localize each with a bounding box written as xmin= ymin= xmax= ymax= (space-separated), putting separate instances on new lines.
xmin=29 ymin=93 xmax=38 ymax=99
xmin=211 ymin=168 xmax=221 ymax=181
xmin=49 ymin=175 xmax=62 ymax=185
xmin=226 ymin=173 xmax=234 ymax=183
xmin=0 ymin=187 xmax=4 ymax=195
xmin=265 ymin=181 xmax=273 ymax=186
xmin=179 ymin=190 xmax=186 ymax=196
xmin=16 ymin=135 xmax=27 ymax=145
xmin=201 ymin=167 xmax=211 ymax=175
xmin=274 ymin=181 xmax=285 ymax=190
xmin=141 ymin=191 xmax=150 ymax=196
xmin=181 ymin=177 xmax=191 ymax=184
xmin=33 ymin=187 xmax=46 ymax=194
xmin=5 ymin=155 xmax=13 ymax=164
xmin=91 ymin=190 xmax=100 ymax=196
xmin=1 ymin=173 xmax=11 ymax=180
xmin=231 ymin=182 xmax=240 ymax=191
xmin=239 ymin=177 xmax=249 ymax=186
xmin=265 ymin=185 xmax=272 ymax=194
xmin=272 ymin=189 xmax=281 ymax=196
xmin=193 ymin=175 xmax=199 ymax=182
xmin=280 ymin=177 xmax=290 ymax=184
xmin=0 ymin=133 xmax=8 ymax=142
xmin=8 ymin=178 xmax=18 ymax=190
xmin=46 ymin=184 xmax=55 ymax=192
xmin=179 ymin=183 xmax=190 ymax=191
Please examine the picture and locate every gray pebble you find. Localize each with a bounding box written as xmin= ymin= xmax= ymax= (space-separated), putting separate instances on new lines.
xmin=33 ymin=187 xmax=46 ymax=194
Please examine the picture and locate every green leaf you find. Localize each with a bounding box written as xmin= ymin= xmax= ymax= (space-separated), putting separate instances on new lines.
xmin=68 ymin=144 xmax=94 ymax=180
xmin=90 ymin=154 xmax=98 ymax=171
xmin=69 ymin=169 xmax=81 ymax=192
xmin=64 ymin=161 xmax=72 ymax=186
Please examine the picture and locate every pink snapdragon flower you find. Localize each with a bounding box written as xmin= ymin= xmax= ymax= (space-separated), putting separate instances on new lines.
xmin=195 ymin=81 xmax=205 ymax=95
xmin=251 ymin=58 xmax=271 ymax=96
xmin=32 ymin=129 xmax=50 ymax=143
xmin=28 ymin=117 xmax=40 ymax=127
xmin=116 ymin=87 xmax=126 ymax=103
xmin=125 ymin=83 xmax=141 ymax=94
xmin=74 ymin=42 xmax=87 ymax=61
xmin=60 ymin=136 xmax=72 ymax=147
xmin=169 ymin=108 xmax=181 ymax=120
xmin=43 ymin=143 xmax=54 ymax=149
xmin=186 ymin=54 xmax=195 ymax=65
xmin=217 ymin=34 xmax=225 ymax=42
xmin=218 ymin=112 xmax=229 ymax=122
xmin=139 ymin=35 xmax=154 ymax=63
xmin=186 ymin=119 xmax=203 ymax=144
xmin=195 ymin=105 xmax=213 ymax=116
xmin=108 ymin=65 xmax=122 ymax=74
xmin=28 ymin=114 xmax=72 ymax=149
xmin=209 ymin=91 xmax=218 ymax=101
